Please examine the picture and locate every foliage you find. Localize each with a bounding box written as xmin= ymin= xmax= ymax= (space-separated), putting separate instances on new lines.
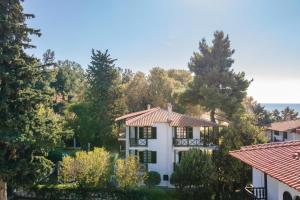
xmin=183 ymin=31 xmax=251 ymax=122
xmin=281 ymin=106 xmax=298 ymax=120
xmin=59 ymin=148 xmax=111 ymax=187
xmin=213 ymin=111 xmax=267 ymax=199
xmin=145 ymin=171 xmax=161 ymax=187
xmin=243 ymin=97 xmax=272 ymax=126
xmin=171 ymin=149 xmax=216 ymax=198
xmin=114 ymin=156 xmax=147 ymax=189
xmin=31 ymin=184 xmax=178 ymax=200
xmin=0 ymin=0 xmax=62 ymax=190
xmin=124 ymin=72 xmax=150 ymax=112
xmin=271 ymin=109 xmax=282 ymax=121
xmin=78 ymin=49 xmax=126 ymax=148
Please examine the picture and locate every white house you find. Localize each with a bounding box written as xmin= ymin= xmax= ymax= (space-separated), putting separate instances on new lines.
xmin=230 ymin=141 xmax=300 ymax=200
xmin=264 ymin=119 xmax=300 ymax=142
xmin=115 ymin=104 xmax=217 ymax=187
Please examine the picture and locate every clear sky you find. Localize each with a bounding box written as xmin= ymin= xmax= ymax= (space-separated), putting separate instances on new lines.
xmin=23 ymin=0 xmax=300 ymax=103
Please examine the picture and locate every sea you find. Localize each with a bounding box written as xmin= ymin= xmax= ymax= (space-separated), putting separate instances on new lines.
xmin=261 ymin=103 xmax=300 ymax=114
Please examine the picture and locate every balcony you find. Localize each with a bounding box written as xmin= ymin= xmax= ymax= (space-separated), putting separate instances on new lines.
xmin=173 ymin=138 xmax=216 ymax=147
xmin=245 ymin=185 xmax=266 ymax=200
xmin=129 ymin=138 xmax=148 ymax=147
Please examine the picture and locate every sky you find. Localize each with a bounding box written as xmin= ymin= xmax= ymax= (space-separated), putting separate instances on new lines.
xmin=23 ymin=0 xmax=300 ymax=103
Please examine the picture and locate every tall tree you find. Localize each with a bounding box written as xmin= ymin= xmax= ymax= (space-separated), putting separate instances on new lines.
xmin=0 ymin=1 xmax=62 ymax=199
xmin=184 ymin=31 xmax=251 ymax=122
xmin=51 ymin=60 xmax=86 ymax=114
xmin=81 ymin=49 xmax=126 ymax=148
xmin=124 ymin=72 xmax=150 ymax=112
xmin=271 ymin=109 xmax=282 ymax=121
xmin=281 ymin=106 xmax=298 ymax=120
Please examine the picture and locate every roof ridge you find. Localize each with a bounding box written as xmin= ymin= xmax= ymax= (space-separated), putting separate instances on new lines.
xmin=116 ymin=107 xmax=159 ymax=121
xmin=126 ymin=107 xmax=161 ymax=124
xmin=231 ymin=140 xmax=300 ymax=153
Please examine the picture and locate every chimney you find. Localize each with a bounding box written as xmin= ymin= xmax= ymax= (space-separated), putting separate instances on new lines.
xmin=167 ymin=103 xmax=172 ymax=113
xmin=167 ymin=103 xmax=172 ymax=122
xmin=147 ymin=104 xmax=151 ymax=110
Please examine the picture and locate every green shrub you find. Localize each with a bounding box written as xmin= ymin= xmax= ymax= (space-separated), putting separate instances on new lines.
xmin=114 ymin=155 xmax=147 ymax=189
xmin=145 ymin=171 xmax=161 ymax=187
xmin=59 ymin=148 xmax=111 ymax=187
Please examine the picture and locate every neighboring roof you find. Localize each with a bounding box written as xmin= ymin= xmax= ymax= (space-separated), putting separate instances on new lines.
xmin=115 ymin=107 xmax=159 ymax=121
xmin=116 ymin=107 xmax=216 ymax=127
xmin=229 ymin=141 xmax=300 ymax=192
xmin=265 ymin=119 xmax=300 ymax=132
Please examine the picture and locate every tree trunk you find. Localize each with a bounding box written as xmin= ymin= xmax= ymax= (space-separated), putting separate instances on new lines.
xmin=0 ymin=179 xmax=7 ymax=200
xmin=210 ymin=109 xmax=216 ymax=123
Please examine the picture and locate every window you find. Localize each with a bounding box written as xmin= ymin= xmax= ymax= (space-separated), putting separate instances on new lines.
xmin=139 ymin=151 xmax=157 ymax=163
xmin=175 ymin=127 xmax=193 ymax=139
xmin=178 ymin=151 xmax=187 ymax=163
xmin=283 ymin=191 xmax=292 ymax=200
xmin=283 ymin=132 xmax=288 ymax=140
xmin=274 ymin=131 xmax=279 ymax=136
xmin=139 ymin=127 xmax=157 ymax=139
xmin=163 ymin=175 xmax=169 ymax=181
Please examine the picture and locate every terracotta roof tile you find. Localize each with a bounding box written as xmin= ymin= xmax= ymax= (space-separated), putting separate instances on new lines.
xmin=122 ymin=108 xmax=215 ymax=127
xmin=265 ymin=119 xmax=300 ymax=132
xmin=115 ymin=107 xmax=159 ymax=121
xmin=229 ymin=140 xmax=300 ymax=192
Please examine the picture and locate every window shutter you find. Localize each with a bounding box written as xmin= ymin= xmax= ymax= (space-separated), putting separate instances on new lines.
xmin=174 ymin=127 xmax=177 ymax=138
xmin=134 ymin=127 xmax=138 ymax=138
xmin=151 ymin=151 xmax=157 ymax=163
xmin=139 ymin=127 xmax=144 ymax=139
xmin=151 ymin=127 xmax=157 ymax=139
xmin=139 ymin=151 xmax=144 ymax=163
xmin=187 ymin=127 xmax=193 ymax=139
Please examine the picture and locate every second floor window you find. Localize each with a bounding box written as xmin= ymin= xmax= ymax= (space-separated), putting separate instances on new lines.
xmin=139 ymin=127 xmax=157 ymax=139
xmin=274 ymin=131 xmax=279 ymax=135
xmin=174 ymin=127 xmax=193 ymax=139
xmin=283 ymin=132 xmax=288 ymax=139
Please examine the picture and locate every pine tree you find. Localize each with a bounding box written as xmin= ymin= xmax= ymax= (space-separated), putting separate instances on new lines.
xmin=83 ymin=49 xmax=126 ymax=148
xmin=0 ymin=1 xmax=62 ymax=199
xmin=184 ymin=31 xmax=251 ymax=122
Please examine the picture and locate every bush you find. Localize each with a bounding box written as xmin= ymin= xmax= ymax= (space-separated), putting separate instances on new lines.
xmin=145 ymin=171 xmax=161 ymax=187
xmin=114 ymin=155 xmax=147 ymax=189
xmin=59 ymin=148 xmax=111 ymax=187
xmin=170 ymin=149 xmax=216 ymax=198
xmin=31 ymin=184 xmax=178 ymax=200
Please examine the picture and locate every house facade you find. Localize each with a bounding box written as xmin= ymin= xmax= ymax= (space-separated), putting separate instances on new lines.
xmin=264 ymin=119 xmax=300 ymax=142
xmin=115 ymin=104 xmax=217 ymax=187
xmin=230 ymin=141 xmax=300 ymax=200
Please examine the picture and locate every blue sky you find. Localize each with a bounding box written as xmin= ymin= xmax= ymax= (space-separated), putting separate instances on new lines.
xmin=23 ymin=0 xmax=300 ymax=103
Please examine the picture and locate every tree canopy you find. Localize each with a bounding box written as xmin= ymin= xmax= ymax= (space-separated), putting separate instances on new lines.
xmin=0 ymin=0 xmax=62 ymax=198
xmin=183 ymin=31 xmax=251 ymax=122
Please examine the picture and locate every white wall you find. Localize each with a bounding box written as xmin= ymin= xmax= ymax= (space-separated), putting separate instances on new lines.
xmin=277 ymin=180 xmax=300 ymax=200
xmin=253 ymin=168 xmax=300 ymax=200
xmin=253 ymin=168 xmax=265 ymax=187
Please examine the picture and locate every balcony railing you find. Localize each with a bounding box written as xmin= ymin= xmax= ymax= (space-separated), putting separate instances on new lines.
xmin=173 ymin=138 xmax=216 ymax=147
xmin=129 ymin=138 xmax=148 ymax=147
xmin=245 ymin=185 xmax=266 ymax=200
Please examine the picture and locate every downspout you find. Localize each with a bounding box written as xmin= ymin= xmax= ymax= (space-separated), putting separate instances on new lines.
xmin=264 ymin=173 xmax=268 ymax=200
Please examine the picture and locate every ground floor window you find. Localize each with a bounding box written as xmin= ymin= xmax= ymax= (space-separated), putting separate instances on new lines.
xmin=139 ymin=150 xmax=157 ymax=163
xmin=283 ymin=191 xmax=292 ymax=200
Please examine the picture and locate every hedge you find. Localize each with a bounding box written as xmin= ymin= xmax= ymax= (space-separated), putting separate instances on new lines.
xmin=15 ymin=184 xmax=178 ymax=200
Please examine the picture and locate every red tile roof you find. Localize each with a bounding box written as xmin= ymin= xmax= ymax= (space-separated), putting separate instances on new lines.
xmin=115 ymin=107 xmax=159 ymax=121
xmin=229 ymin=141 xmax=300 ymax=191
xmin=265 ymin=119 xmax=300 ymax=132
xmin=116 ymin=107 xmax=216 ymax=127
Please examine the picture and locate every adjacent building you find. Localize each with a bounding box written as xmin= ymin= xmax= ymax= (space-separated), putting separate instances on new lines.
xmin=115 ymin=104 xmax=217 ymax=187
xmin=264 ymin=119 xmax=300 ymax=142
xmin=230 ymin=141 xmax=300 ymax=200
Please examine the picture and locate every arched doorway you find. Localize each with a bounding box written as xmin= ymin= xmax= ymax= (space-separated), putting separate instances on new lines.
xmin=283 ymin=191 xmax=292 ymax=200
xmin=294 ymin=196 xmax=300 ymax=200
